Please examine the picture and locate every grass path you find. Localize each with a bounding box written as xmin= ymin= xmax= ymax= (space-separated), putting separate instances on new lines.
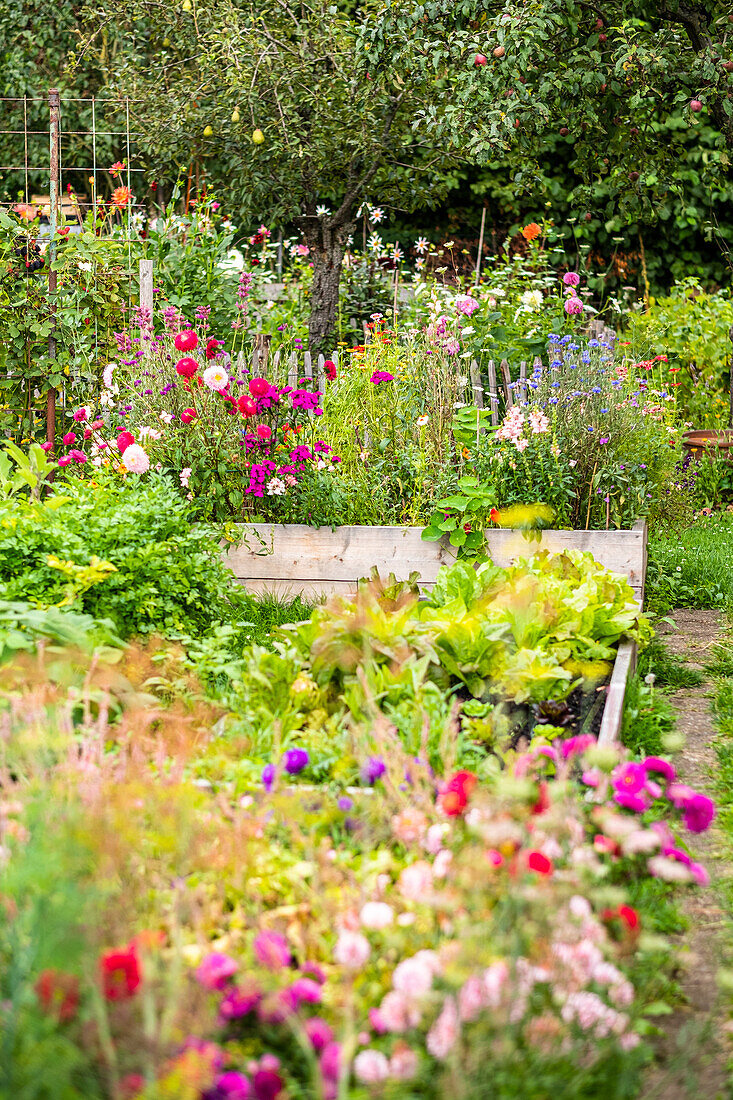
xmin=643 ymin=611 xmax=731 ymax=1099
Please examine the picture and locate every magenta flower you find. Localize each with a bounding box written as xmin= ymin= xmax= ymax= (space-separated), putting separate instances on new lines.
xmin=667 ymin=783 xmax=695 ymax=807
xmin=287 ymin=977 xmax=323 ymax=1006
xmin=682 ymin=793 xmax=715 ymax=833
xmin=262 ymin=763 xmax=276 ymax=791
xmin=564 ymin=296 xmax=583 ymax=315
xmin=300 ymin=960 xmax=326 ymax=984
xmin=252 ymin=1069 xmax=283 ymax=1100
xmin=211 ymin=1071 xmax=251 ymax=1100
xmin=40 ymin=441 xmax=53 ymax=452
xmin=370 ymin=371 xmax=394 ymax=385
xmin=62 ymin=431 xmax=76 ymax=445
xmin=69 ymin=449 xmax=87 ymax=464
xmin=219 ymin=983 xmax=261 ymax=1020
xmin=561 ymin=734 xmax=596 ymax=759
xmin=614 ymin=791 xmax=647 ymax=814
xmin=563 ymin=272 xmax=580 ymax=287
xmin=304 ymin=1017 xmax=334 ymax=1052
xmin=643 ymin=757 xmax=675 ymax=785
xmin=253 ymin=930 xmax=291 ymax=970
xmin=361 ymin=756 xmax=386 ymax=784
xmin=58 ymin=455 xmax=73 ymax=467
xmin=196 ymin=952 xmax=238 ymax=991
xmin=319 ymin=1042 xmax=342 ymax=1082
xmin=612 ymin=762 xmax=646 ymax=795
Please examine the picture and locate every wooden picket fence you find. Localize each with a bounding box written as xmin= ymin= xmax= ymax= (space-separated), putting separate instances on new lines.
xmin=236 ymin=317 xmax=618 ymax=428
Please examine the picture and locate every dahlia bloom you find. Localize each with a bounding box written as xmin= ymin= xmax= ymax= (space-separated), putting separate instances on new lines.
xmin=122 ymin=444 xmax=150 ymax=474
xmin=564 ymin=295 xmax=584 ymax=315
xmin=563 ymin=271 xmax=581 ymax=287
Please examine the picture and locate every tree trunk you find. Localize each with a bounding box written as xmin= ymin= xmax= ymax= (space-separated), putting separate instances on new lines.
xmin=298 ymin=214 xmax=354 ymax=357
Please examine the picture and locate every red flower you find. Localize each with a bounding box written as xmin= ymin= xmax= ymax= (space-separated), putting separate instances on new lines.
xmin=489 ymin=508 xmax=501 ymax=524
xmin=239 ymin=395 xmax=258 ymax=417
xmin=525 ymin=850 xmax=553 ymax=875
xmin=100 ymin=946 xmax=141 ymax=1001
xmin=617 ymin=905 xmax=640 ymax=931
xmin=176 ymin=357 xmax=199 ymax=379
xmin=117 ymin=431 xmax=135 ymax=453
xmin=438 ymin=771 xmax=477 ymax=816
xmin=35 ymin=969 xmax=80 ymax=1022
xmin=324 ymin=359 xmax=337 ymax=381
xmin=531 ymin=780 xmax=550 ymax=815
xmin=181 ymin=407 xmax=198 ymax=424
xmin=248 ymin=377 xmax=269 ymax=398
xmin=205 ymin=338 xmax=221 ymax=360
xmin=175 ymin=330 xmax=198 ymax=353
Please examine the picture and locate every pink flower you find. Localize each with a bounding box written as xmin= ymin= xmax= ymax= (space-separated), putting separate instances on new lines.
xmin=561 ymin=734 xmax=596 ymax=759
xmin=612 ymin=762 xmax=646 ymax=795
xmin=334 ymin=930 xmax=370 ymax=970
xmin=564 ymin=296 xmax=584 ymax=315
xmin=69 ymin=449 xmax=87 ymax=464
xmin=563 ymin=272 xmax=580 ymax=287
xmin=389 ymin=1044 xmax=419 ymax=1080
xmin=58 ymin=455 xmax=72 ymax=467
xmin=426 ymin=996 xmax=459 ymax=1060
xmin=62 ymin=432 xmax=76 ymax=445
xmin=304 ymin=1017 xmax=334 ymax=1052
xmin=219 ymin=983 xmax=262 ymax=1019
xmin=195 ymin=952 xmax=238 ymax=990
xmin=455 ymin=294 xmax=480 ymax=316
xmin=353 ymin=1049 xmax=389 ymax=1084
xmin=443 ymin=336 xmax=460 ymax=356
xmin=392 ymin=956 xmax=434 ymax=999
xmin=122 ymin=443 xmax=150 ymax=474
xmin=287 ymin=977 xmax=322 ymax=1006
xmin=458 ymin=975 xmax=485 ymax=1022
xmin=378 ymin=990 xmax=422 ymax=1032
xmin=398 ymin=861 xmax=433 ymax=901
xmin=483 ymin=961 xmax=509 ymax=1007
xmin=360 ymin=902 xmax=394 ymax=929
xmin=253 ymin=931 xmax=291 ymax=970
xmin=319 ymin=1042 xmax=341 ymax=1082
xmin=40 ymin=441 xmax=53 ymax=452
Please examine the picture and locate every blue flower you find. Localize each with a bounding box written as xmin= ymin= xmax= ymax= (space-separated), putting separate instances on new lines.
xmin=588 ymin=339 xmax=600 ymax=348
xmin=551 ymin=358 xmax=562 ymax=368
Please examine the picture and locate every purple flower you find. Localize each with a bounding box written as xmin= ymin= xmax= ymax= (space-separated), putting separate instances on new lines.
xmin=370 ymin=371 xmax=394 ymax=385
xmin=300 ymin=960 xmax=326 ymax=984
xmin=262 ymin=763 xmax=276 ymax=791
xmin=360 ymin=756 xmax=386 ymax=784
xmin=337 ymin=796 xmax=354 ymax=811
xmin=253 ymin=930 xmax=291 ymax=970
xmin=283 ymin=747 xmax=309 ymax=775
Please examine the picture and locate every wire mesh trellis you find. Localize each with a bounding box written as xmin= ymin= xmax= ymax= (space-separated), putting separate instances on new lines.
xmin=0 ymin=90 xmax=149 ymax=445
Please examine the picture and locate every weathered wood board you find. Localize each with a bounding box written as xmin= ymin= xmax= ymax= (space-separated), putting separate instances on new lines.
xmin=225 ymin=520 xmax=647 ymax=603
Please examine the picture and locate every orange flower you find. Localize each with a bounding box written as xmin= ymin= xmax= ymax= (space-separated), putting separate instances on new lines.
xmin=111 ymin=186 xmax=132 ymax=208
xmin=521 ymin=222 xmax=541 ymax=242
xmin=13 ymin=203 xmax=37 ymax=221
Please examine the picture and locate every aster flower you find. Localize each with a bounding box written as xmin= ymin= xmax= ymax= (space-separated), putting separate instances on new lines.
xmin=203 ymin=364 xmax=229 ymax=390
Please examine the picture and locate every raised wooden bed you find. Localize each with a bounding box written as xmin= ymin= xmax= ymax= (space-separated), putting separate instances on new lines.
xmin=225 ymin=520 xmax=645 ymax=747
xmin=225 ymin=519 xmax=647 ymax=605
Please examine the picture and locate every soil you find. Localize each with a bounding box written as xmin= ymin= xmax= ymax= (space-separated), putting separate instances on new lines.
xmin=643 ymin=610 xmax=732 ymax=1100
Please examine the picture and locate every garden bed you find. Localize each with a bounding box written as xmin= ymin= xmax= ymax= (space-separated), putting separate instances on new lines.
xmin=225 ymin=519 xmax=648 ymax=605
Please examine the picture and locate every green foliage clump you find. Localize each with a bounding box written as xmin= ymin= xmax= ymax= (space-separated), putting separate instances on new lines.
xmin=0 ymin=472 xmax=243 ymax=639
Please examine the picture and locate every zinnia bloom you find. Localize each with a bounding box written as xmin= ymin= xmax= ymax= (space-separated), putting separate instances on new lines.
xmin=525 ymin=850 xmax=553 ymax=875
xmin=682 ymin=792 xmax=715 ymax=833
xmin=110 ymin=186 xmax=132 ymax=208
xmin=521 ymin=222 xmax=541 ymax=242
xmin=181 ymin=407 xmax=198 ymax=423
xmin=324 ymin=359 xmax=337 ymax=381
xmin=116 ymin=431 xmax=134 ymax=452
xmin=100 ymin=946 xmax=141 ymax=1001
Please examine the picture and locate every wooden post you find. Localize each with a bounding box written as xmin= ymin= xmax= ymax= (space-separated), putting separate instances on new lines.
xmin=499 ymin=359 xmax=514 ymax=407
xmin=253 ymin=332 xmax=271 ymax=376
xmin=486 ymin=360 xmax=499 ymax=426
xmin=271 ymin=348 xmax=281 ymax=384
xmin=316 ymin=353 xmax=326 ymax=392
xmin=138 ymin=258 xmax=154 ymax=353
xmin=469 ymin=360 xmax=484 ymax=410
xmin=288 ymin=350 xmax=298 ymax=388
xmin=518 ymin=360 xmax=527 ymax=403
xmin=303 ymin=350 xmax=313 ymax=381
